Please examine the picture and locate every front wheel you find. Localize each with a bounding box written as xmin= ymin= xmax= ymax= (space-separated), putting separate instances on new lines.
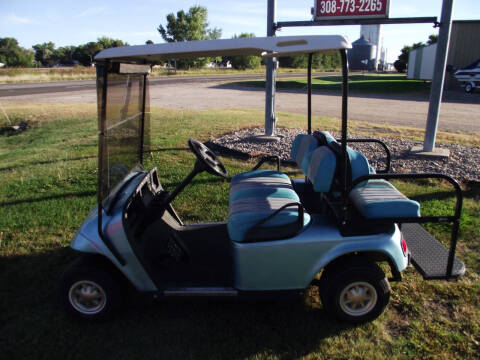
xmin=320 ymin=261 xmax=390 ymax=324
xmin=58 ymin=262 xmax=122 ymax=321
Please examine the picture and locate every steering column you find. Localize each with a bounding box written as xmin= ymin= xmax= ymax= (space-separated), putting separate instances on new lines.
xmin=161 ymin=138 xmax=228 ymax=206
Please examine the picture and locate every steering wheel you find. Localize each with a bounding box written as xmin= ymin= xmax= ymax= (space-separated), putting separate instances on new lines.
xmin=188 ymin=139 xmax=228 ymax=178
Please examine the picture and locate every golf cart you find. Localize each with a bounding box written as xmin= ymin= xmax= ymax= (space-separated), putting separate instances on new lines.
xmin=59 ymin=35 xmax=465 ymax=323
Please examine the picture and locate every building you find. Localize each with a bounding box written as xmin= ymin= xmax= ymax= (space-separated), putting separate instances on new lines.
xmin=406 ymin=20 xmax=480 ymax=89
xmin=446 ymin=20 xmax=480 ymax=89
xmin=407 ymin=43 xmax=437 ymax=80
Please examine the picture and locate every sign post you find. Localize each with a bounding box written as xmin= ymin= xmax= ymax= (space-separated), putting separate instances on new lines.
xmin=422 ymin=0 xmax=454 ymax=154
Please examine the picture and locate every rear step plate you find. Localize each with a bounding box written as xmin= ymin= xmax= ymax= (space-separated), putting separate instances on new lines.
xmin=402 ymin=223 xmax=465 ymax=280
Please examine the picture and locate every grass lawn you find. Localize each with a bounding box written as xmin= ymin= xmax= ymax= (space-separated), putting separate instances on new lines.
xmin=229 ymin=74 xmax=430 ymax=95
xmin=0 ymin=104 xmax=479 ymax=359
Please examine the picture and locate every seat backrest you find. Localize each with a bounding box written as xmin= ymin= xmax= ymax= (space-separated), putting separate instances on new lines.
xmin=290 ymin=134 xmax=319 ymax=174
xmin=347 ymin=148 xmax=370 ymax=185
xmin=313 ymin=130 xmax=372 ymax=189
xmin=306 ymin=146 xmax=337 ymax=193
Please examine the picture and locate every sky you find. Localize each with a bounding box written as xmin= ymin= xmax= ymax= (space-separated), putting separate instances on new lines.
xmin=1 ymin=0 xmax=479 ymax=62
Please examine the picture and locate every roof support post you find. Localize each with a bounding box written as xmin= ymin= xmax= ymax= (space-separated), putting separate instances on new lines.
xmin=340 ymin=49 xmax=349 ymax=224
xmin=307 ymin=53 xmax=313 ymax=134
xmin=423 ymin=0 xmax=454 ymax=152
xmin=265 ymin=0 xmax=277 ymax=136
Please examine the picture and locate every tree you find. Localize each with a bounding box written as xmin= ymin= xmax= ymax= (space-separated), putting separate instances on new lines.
xmin=277 ymin=52 xmax=341 ymax=70
xmin=97 ymin=36 xmax=128 ymax=49
xmin=157 ymin=6 xmax=222 ymax=69
xmin=0 ymin=37 xmax=34 ymax=67
xmin=393 ymin=60 xmax=407 ymax=73
xmin=394 ymin=42 xmax=424 ymax=73
xmin=55 ymin=46 xmax=76 ymax=66
xmin=32 ymin=42 xmax=56 ymax=67
xmin=72 ymin=38 xmax=128 ymax=66
xmin=225 ymin=33 xmax=261 ymax=70
xmin=427 ymin=34 xmax=438 ymax=45
xmin=73 ymin=42 xmax=103 ymax=66
xmin=146 ymin=40 xmax=154 ymax=45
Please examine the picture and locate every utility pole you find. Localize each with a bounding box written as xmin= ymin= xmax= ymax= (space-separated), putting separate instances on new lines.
xmin=265 ymin=0 xmax=277 ymax=136
xmin=422 ymin=0 xmax=454 ymax=154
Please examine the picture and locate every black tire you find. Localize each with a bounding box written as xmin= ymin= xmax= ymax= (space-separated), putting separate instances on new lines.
xmin=58 ymin=261 xmax=123 ymax=321
xmin=465 ymin=83 xmax=474 ymax=93
xmin=319 ymin=261 xmax=390 ymax=324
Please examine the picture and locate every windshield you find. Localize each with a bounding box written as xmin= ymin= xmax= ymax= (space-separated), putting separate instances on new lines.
xmin=97 ymin=64 xmax=150 ymax=203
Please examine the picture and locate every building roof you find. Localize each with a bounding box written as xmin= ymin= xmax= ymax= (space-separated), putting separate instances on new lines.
xmin=95 ymin=35 xmax=351 ymax=63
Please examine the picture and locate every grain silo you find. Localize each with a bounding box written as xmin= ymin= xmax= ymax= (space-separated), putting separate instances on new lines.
xmin=347 ymin=36 xmax=377 ymax=71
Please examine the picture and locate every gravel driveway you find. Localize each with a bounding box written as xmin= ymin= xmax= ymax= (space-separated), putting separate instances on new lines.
xmin=212 ymin=127 xmax=480 ymax=182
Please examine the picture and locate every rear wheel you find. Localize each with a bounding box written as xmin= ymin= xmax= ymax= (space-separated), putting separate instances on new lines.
xmin=320 ymin=261 xmax=390 ymax=324
xmin=58 ymin=261 xmax=123 ymax=321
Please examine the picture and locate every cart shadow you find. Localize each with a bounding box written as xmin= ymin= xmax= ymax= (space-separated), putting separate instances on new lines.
xmin=1 ymin=248 xmax=354 ymax=360
xmin=0 ymin=148 xmax=188 ymax=173
xmin=0 ymin=190 xmax=97 ymax=207
xmin=409 ymin=182 xmax=479 ymax=203
xmin=0 ymin=176 xmax=229 ymax=208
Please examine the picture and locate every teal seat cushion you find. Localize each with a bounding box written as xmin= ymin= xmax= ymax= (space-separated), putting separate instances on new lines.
xmin=230 ymin=176 xmax=292 ymax=195
xmin=349 ymin=180 xmax=420 ymax=219
xmin=230 ymin=187 xmax=299 ymax=204
xmin=228 ymin=197 xmax=311 ymax=242
xmin=231 ymin=169 xmax=289 ymax=184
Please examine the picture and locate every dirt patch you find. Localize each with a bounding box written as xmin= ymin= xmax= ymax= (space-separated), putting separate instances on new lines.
xmin=0 ymin=121 xmax=28 ymax=136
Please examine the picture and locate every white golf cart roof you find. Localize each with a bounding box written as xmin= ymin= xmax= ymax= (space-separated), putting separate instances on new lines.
xmin=95 ymin=35 xmax=351 ymax=63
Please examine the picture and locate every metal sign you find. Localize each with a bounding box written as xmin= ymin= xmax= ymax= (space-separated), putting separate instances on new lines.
xmin=314 ymin=0 xmax=390 ymax=20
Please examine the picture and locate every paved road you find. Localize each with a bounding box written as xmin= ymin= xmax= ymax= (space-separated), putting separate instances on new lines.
xmin=0 ymin=73 xmax=329 ymax=97
xmin=1 ymin=74 xmax=479 ymax=134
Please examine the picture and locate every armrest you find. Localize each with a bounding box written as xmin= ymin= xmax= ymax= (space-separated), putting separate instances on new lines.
xmin=243 ymin=202 xmax=305 ymax=243
xmin=251 ymin=155 xmax=281 ymax=172
xmin=338 ymin=138 xmax=391 ymax=173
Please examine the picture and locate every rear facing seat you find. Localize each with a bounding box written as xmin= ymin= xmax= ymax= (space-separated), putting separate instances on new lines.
xmin=314 ymin=131 xmax=420 ymax=220
xmin=349 ymin=179 xmax=420 ymax=219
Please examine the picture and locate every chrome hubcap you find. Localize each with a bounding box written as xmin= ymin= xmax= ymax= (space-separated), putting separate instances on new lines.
xmin=68 ymin=280 xmax=106 ymax=315
xmin=339 ymin=281 xmax=377 ymax=317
